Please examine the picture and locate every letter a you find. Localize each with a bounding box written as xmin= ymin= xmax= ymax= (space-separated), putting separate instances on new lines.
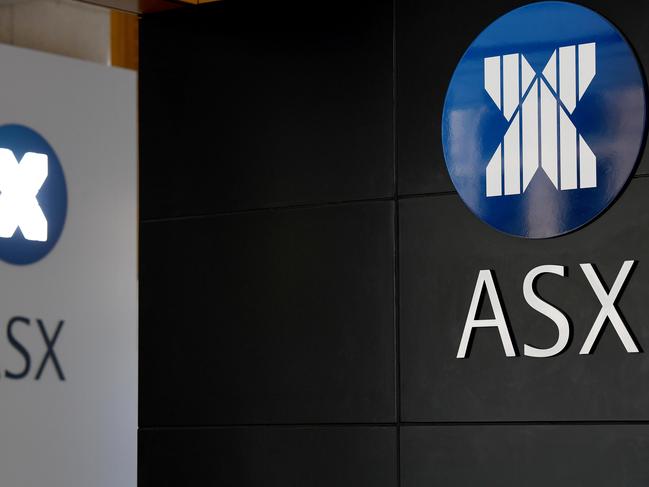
xmin=457 ymin=270 xmax=516 ymax=358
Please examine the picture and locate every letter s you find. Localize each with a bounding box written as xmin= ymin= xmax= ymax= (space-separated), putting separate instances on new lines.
xmin=523 ymin=265 xmax=570 ymax=358
xmin=5 ymin=316 xmax=31 ymax=379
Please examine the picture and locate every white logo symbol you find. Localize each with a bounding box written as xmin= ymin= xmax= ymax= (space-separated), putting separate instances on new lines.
xmin=0 ymin=149 xmax=48 ymax=242
xmin=484 ymin=43 xmax=596 ymax=197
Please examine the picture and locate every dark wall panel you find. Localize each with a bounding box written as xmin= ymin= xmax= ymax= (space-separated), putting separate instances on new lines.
xmin=396 ymin=0 xmax=649 ymax=196
xmin=140 ymin=201 xmax=395 ymax=426
xmin=140 ymin=426 xmax=397 ymax=487
xmin=140 ymin=0 xmax=649 ymax=484
xmin=401 ymin=425 xmax=649 ymax=487
xmin=140 ymin=0 xmax=393 ymax=220
xmin=400 ymin=178 xmax=649 ymax=422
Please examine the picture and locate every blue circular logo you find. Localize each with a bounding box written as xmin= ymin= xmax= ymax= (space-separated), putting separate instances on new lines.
xmin=442 ymin=1 xmax=646 ymax=238
xmin=0 ymin=125 xmax=67 ymax=265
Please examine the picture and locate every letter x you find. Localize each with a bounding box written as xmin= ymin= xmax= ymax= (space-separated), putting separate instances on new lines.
xmin=579 ymin=261 xmax=639 ymax=355
xmin=35 ymin=320 xmax=65 ymax=381
xmin=0 ymin=149 xmax=48 ymax=242
xmin=484 ymin=43 xmax=597 ymax=197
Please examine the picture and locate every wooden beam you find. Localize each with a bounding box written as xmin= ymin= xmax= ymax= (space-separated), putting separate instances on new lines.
xmin=177 ymin=0 xmax=220 ymax=4
xmin=80 ymin=0 xmax=218 ymax=14
xmin=111 ymin=11 xmax=138 ymax=70
xmin=81 ymin=0 xmax=182 ymax=15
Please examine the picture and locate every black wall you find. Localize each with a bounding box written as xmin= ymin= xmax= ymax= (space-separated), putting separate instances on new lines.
xmin=139 ymin=0 xmax=649 ymax=485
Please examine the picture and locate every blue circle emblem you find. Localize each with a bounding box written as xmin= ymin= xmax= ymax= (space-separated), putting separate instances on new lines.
xmin=0 ymin=125 xmax=67 ymax=265
xmin=442 ymin=1 xmax=646 ymax=238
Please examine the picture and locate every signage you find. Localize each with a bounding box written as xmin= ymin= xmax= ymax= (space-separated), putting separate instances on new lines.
xmin=457 ymin=260 xmax=639 ymax=358
xmin=0 ymin=45 xmax=137 ymax=487
xmin=441 ymin=1 xmax=646 ymax=238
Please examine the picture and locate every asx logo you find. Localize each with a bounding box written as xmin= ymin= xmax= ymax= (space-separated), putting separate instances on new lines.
xmin=484 ymin=43 xmax=597 ymax=197
xmin=441 ymin=2 xmax=646 ymax=238
xmin=0 ymin=149 xmax=49 ymax=242
xmin=0 ymin=125 xmax=66 ymax=265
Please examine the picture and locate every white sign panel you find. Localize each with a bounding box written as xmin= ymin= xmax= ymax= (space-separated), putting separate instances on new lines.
xmin=0 ymin=44 xmax=136 ymax=486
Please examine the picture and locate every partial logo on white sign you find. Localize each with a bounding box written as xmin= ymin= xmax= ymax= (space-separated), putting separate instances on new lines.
xmin=0 ymin=149 xmax=48 ymax=242
xmin=0 ymin=43 xmax=136 ymax=487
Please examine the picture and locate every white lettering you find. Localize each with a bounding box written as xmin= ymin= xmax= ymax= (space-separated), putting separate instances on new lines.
xmin=457 ymin=269 xmax=516 ymax=359
xmin=522 ymin=265 xmax=570 ymax=358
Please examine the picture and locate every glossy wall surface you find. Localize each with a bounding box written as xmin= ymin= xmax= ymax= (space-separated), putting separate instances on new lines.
xmin=139 ymin=0 xmax=649 ymax=485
